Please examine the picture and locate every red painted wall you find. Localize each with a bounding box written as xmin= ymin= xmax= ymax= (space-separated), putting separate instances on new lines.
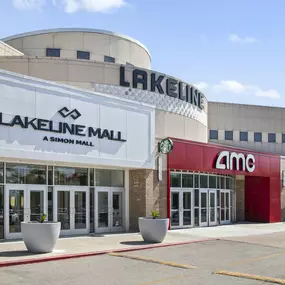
xmin=168 ymin=138 xmax=281 ymax=223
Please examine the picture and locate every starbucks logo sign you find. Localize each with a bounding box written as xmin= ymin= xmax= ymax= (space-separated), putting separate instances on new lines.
xmin=159 ymin=138 xmax=174 ymax=154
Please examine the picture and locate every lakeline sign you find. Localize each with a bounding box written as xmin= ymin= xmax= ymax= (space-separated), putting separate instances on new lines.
xmin=215 ymin=151 xmax=256 ymax=173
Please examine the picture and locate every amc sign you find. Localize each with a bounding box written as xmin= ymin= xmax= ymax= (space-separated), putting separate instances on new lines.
xmin=215 ymin=151 xmax=255 ymax=173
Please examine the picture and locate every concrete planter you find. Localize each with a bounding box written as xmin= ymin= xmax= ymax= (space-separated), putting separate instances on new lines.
xmin=21 ymin=222 xmax=61 ymax=253
xmin=138 ymin=217 xmax=169 ymax=243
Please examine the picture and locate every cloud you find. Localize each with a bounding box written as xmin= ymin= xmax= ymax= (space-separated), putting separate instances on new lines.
xmin=213 ymin=80 xmax=280 ymax=99
xmin=12 ymin=0 xmax=45 ymax=10
xmin=13 ymin=0 xmax=126 ymax=13
xmin=54 ymin=0 xmax=126 ymax=13
xmin=194 ymin=82 xmax=208 ymax=90
xmin=229 ymin=34 xmax=258 ymax=44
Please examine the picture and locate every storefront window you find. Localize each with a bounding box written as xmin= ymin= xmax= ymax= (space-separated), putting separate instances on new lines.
xmin=170 ymin=173 xmax=181 ymax=188
xmin=226 ymin=177 xmax=231 ymax=189
xmin=0 ymin=162 xmax=3 ymax=184
xmin=6 ymin=163 xmax=46 ymax=184
xmin=54 ymin=167 xmax=88 ymax=186
xmin=95 ymin=170 xmax=124 ymax=187
xmin=200 ymin=175 xmax=208 ymax=188
xmin=194 ymin=175 xmax=199 ymax=188
xmin=209 ymin=176 xmax=217 ymax=188
xmin=182 ymin=174 xmax=193 ymax=188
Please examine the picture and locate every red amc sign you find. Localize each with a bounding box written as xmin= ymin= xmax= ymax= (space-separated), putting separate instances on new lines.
xmin=168 ymin=138 xmax=280 ymax=178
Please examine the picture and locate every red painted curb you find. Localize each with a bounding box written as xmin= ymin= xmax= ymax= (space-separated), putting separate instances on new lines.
xmin=0 ymin=238 xmax=214 ymax=268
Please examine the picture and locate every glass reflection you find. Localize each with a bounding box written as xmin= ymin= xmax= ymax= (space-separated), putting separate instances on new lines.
xmin=75 ymin=192 xmax=86 ymax=229
xmin=54 ymin=167 xmax=88 ymax=186
xmin=6 ymin=163 xmax=46 ymax=184
xmin=57 ymin=191 xmax=70 ymax=230
xmin=9 ymin=190 xmax=24 ymax=233
xmin=113 ymin=192 xmax=123 ymax=227
xmin=30 ymin=191 xmax=44 ymax=222
xmin=98 ymin=192 xmax=109 ymax=228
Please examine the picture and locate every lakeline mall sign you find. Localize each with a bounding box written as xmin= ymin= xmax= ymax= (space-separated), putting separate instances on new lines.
xmin=0 ymin=107 xmax=126 ymax=147
xmin=215 ymin=151 xmax=256 ymax=173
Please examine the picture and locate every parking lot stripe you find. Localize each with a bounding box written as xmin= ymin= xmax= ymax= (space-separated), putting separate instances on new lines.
xmin=215 ymin=270 xmax=285 ymax=284
xmin=138 ymin=275 xmax=184 ymax=285
xmin=226 ymin=252 xmax=285 ymax=267
xmin=109 ymin=252 xmax=198 ymax=269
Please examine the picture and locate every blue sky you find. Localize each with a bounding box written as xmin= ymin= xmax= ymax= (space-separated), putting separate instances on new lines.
xmin=1 ymin=0 xmax=285 ymax=107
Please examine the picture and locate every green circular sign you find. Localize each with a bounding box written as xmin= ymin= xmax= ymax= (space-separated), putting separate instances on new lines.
xmin=159 ymin=138 xmax=174 ymax=154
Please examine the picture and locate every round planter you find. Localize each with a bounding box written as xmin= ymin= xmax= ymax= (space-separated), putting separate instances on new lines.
xmin=138 ymin=217 xmax=169 ymax=243
xmin=21 ymin=221 xmax=61 ymax=253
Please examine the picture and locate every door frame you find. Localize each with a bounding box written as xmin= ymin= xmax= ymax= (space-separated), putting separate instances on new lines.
xmin=4 ymin=184 xmax=47 ymax=240
xmin=220 ymin=190 xmax=231 ymax=225
xmin=53 ymin=186 xmax=90 ymax=236
xmin=95 ymin=187 xmax=124 ymax=233
xmin=208 ymin=190 xmax=217 ymax=226
xmin=199 ymin=189 xmax=208 ymax=227
xmin=181 ymin=189 xmax=194 ymax=228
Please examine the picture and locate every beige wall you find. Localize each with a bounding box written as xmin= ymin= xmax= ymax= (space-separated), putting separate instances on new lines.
xmin=235 ymin=176 xmax=245 ymax=222
xmin=0 ymin=56 xmax=208 ymax=143
xmin=4 ymin=31 xmax=151 ymax=69
xmin=209 ymin=102 xmax=285 ymax=155
xmin=0 ymin=41 xmax=23 ymax=57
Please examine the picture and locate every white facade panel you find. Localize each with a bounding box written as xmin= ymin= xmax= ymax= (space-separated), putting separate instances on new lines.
xmin=0 ymin=70 xmax=155 ymax=169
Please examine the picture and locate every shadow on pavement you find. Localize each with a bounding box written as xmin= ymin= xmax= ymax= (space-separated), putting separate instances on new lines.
xmin=0 ymin=250 xmax=41 ymax=257
xmin=120 ymin=241 xmax=152 ymax=246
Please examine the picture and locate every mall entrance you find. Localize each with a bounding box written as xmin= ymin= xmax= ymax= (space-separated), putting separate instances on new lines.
xmin=170 ymin=172 xmax=236 ymax=228
xmin=0 ymin=162 xmax=127 ymax=240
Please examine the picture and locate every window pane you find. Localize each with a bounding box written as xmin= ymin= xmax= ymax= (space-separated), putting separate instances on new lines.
xmin=89 ymin=169 xmax=95 ymax=186
xmin=182 ymin=174 xmax=193 ymax=188
xmin=6 ymin=163 xmax=46 ymax=184
xmin=282 ymin=134 xmax=285 ymax=143
xmin=104 ymin=55 xmax=115 ymax=63
xmin=95 ymin=170 xmax=124 ymax=187
xmin=209 ymin=176 xmax=216 ymax=188
xmin=54 ymin=167 xmax=88 ymax=186
xmin=225 ymin=131 xmax=233 ymax=140
xmin=194 ymin=189 xmax=199 ymax=207
xmin=0 ymin=162 xmax=3 ymax=184
xmin=200 ymin=175 xmax=208 ymax=188
xmin=77 ymin=50 xmax=90 ymax=60
xmin=111 ymin=170 xmax=124 ymax=187
xmin=226 ymin=178 xmax=230 ymax=189
xmin=46 ymin=48 xmax=60 ymax=57
xmin=194 ymin=174 xmax=199 ymax=188
xmin=209 ymin=130 xmax=218 ymax=140
xmin=268 ymin=133 xmax=276 ymax=143
xmin=170 ymin=173 xmax=181 ymax=187
xmin=254 ymin=132 xmax=262 ymax=142
xmin=48 ymin=166 xmax=53 ymax=185
xmin=240 ymin=132 xmax=248 ymax=141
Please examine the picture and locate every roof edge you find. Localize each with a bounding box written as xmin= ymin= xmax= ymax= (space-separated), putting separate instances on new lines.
xmin=1 ymin=28 xmax=151 ymax=60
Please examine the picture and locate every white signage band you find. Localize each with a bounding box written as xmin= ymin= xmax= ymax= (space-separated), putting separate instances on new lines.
xmin=216 ymin=151 xmax=255 ymax=173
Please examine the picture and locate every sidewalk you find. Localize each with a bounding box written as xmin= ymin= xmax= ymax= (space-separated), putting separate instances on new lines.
xmin=0 ymin=231 xmax=211 ymax=266
xmin=1 ymin=222 xmax=285 ymax=267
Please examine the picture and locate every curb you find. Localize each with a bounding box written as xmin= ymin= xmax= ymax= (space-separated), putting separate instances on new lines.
xmin=0 ymin=238 xmax=214 ymax=268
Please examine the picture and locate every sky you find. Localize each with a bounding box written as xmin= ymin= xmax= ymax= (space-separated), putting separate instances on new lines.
xmin=1 ymin=0 xmax=285 ymax=107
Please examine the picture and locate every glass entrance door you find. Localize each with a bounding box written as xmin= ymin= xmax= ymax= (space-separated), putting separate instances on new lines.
xmin=199 ymin=189 xmax=208 ymax=227
xmin=95 ymin=187 xmax=124 ymax=233
xmin=5 ymin=185 xmax=47 ymax=239
xmin=170 ymin=190 xmax=193 ymax=228
xmin=220 ymin=190 xmax=231 ymax=225
xmin=54 ymin=187 xmax=89 ymax=235
xmin=208 ymin=190 xmax=217 ymax=226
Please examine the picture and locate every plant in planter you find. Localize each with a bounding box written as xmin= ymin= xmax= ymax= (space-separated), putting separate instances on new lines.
xmin=21 ymin=213 xmax=61 ymax=253
xmin=138 ymin=209 xmax=169 ymax=243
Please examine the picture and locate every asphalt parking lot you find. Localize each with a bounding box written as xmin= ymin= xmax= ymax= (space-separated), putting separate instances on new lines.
xmin=1 ymin=238 xmax=285 ymax=285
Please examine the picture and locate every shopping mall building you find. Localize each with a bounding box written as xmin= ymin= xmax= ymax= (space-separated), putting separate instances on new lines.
xmin=0 ymin=28 xmax=284 ymax=240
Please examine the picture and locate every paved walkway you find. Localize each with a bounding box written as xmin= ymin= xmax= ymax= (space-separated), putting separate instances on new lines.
xmin=0 ymin=222 xmax=285 ymax=266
